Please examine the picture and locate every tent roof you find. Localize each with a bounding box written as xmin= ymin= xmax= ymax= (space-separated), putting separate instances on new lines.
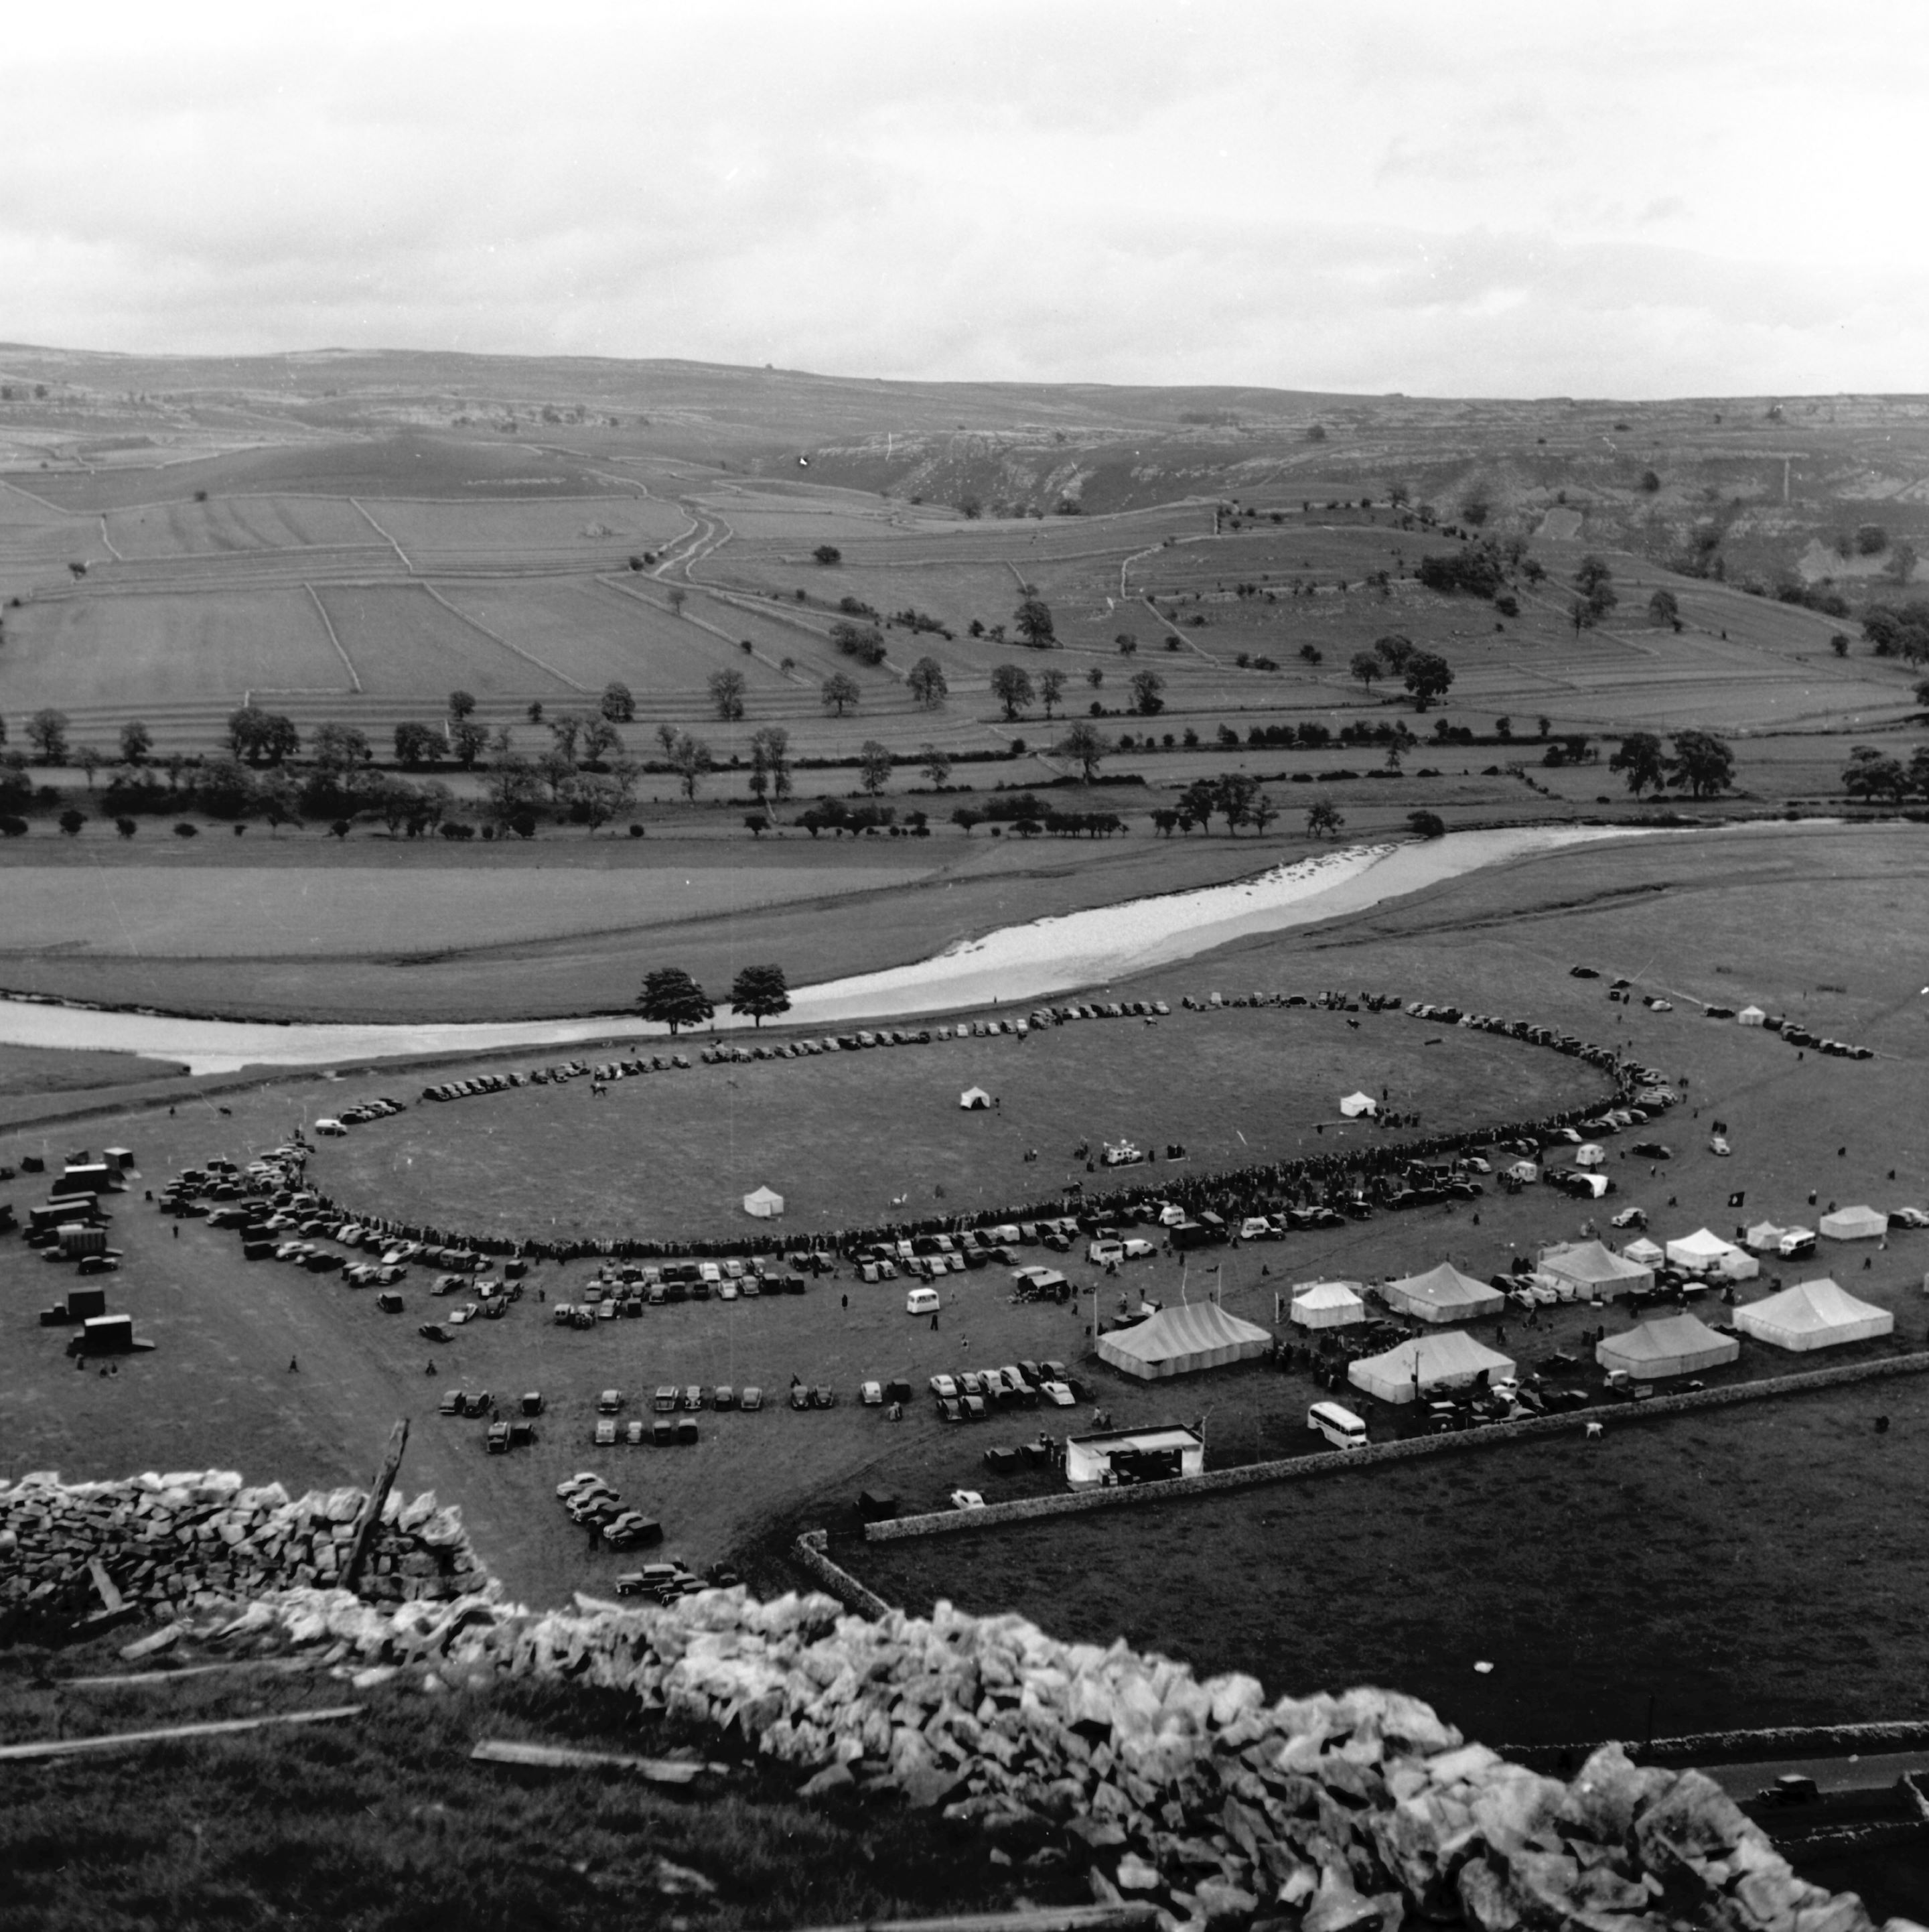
xmin=1818 ymin=1205 xmax=1887 ymax=1239
xmin=1354 ymin=1330 xmax=1514 ymax=1383
xmin=1622 ymin=1237 xmax=1665 ymax=1265
xmin=1739 ymin=1278 xmax=1889 ymax=1336
xmin=1291 ymin=1282 xmax=1364 ymax=1310
xmin=743 ymin=1185 xmax=784 ymax=1206
xmin=1096 ymin=1300 xmax=1271 ymax=1377
xmin=1666 ymin=1228 xmax=1734 ymax=1259
xmin=1543 ymin=1240 xmax=1649 ymax=1280
xmin=1602 ymin=1312 xmax=1730 ymax=1365
xmin=1384 ymin=1261 xmax=1501 ymax=1310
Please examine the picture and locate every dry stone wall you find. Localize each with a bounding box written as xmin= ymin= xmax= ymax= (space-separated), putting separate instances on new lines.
xmin=0 ymin=1468 xmax=490 ymax=1619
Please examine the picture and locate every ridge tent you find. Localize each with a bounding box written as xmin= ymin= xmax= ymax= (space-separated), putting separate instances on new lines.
xmin=1622 ymin=1237 xmax=1665 ymax=1269
xmin=1742 ymin=1221 xmax=1790 ymax=1255
xmin=1339 ymin=1092 xmax=1378 ymax=1118
xmin=1348 ymin=1331 xmax=1515 ymax=1405
xmin=1737 ymin=1006 xmax=1767 ymax=1027
xmin=958 ymin=1087 xmax=992 ymax=1111
xmin=1735 ymin=1278 xmax=1894 ymax=1353
xmin=1818 ymin=1204 xmax=1887 ymax=1243
xmin=1539 ymin=1241 xmax=1654 ymax=1300
xmin=1289 ymin=1281 xmax=1368 ymax=1329
xmin=1380 ymin=1262 xmax=1504 ymax=1325
xmin=741 ymin=1185 xmax=785 ymax=1219
xmin=1597 ymin=1312 xmax=1739 ymax=1380
xmin=1664 ymin=1228 xmax=1759 ymax=1280
xmin=1096 ymin=1300 xmax=1272 ymax=1380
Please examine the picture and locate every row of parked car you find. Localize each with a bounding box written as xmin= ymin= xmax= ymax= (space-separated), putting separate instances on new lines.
xmin=928 ymin=1360 xmax=1081 ymax=1422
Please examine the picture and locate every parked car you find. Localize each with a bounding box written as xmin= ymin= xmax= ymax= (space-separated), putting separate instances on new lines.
xmin=593 ymin=1418 xmax=618 ymax=1446
xmin=739 ymin=1386 xmax=764 ymax=1411
xmin=486 ymin=1420 xmax=510 ymax=1454
xmin=928 ymin=1373 xmax=958 ymax=1400
xmin=417 ymin=1323 xmax=451 ymax=1343
xmin=1121 ymin=1237 xmax=1156 ymax=1259
xmin=950 ymin=1489 xmax=985 ymax=1511
xmin=596 ymin=1388 xmax=624 ymax=1413
xmin=860 ymin=1380 xmax=883 ymax=1405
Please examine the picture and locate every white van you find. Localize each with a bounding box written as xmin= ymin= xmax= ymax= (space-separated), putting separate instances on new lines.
xmin=906 ymin=1286 xmax=941 ymax=1316
xmin=1307 ymin=1401 xmax=1368 ymax=1451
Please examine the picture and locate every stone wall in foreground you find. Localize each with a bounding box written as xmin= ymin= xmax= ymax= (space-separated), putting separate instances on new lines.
xmin=2 ymin=1468 xmax=1905 ymax=1932
xmin=0 ymin=1468 xmax=490 ymax=1617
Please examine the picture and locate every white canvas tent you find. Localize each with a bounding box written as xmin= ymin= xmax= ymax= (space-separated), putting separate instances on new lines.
xmin=958 ymin=1087 xmax=992 ymax=1111
xmin=1380 ymin=1262 xmax=1504 ymax=1325
xmin=1597 ymin=1312 xmax=1739 ymax=1380
xmin=1819 ymin=1204 xmax=1887 ymax=1242
xmin=1096 ymin=1300 xmax=1272 ymax=1380
xmin=1622 ymin=1236 xmax=1665 ymax=1269
xmin=1540 ymin=1241 xmax=1654 ymax=1300
xmin=1735 ymin=1278 xmax=1893 ymax=1353
xmin=1742 ymin=1221 xmax=1790 ymax=1255
xmin=742 ymin=1185 xmax=785 ymax=1219
xmin=1664 ymin=1228 xmax=1759 ymax=1280
xmin=1348 ymin=1331 xmax=1515 ymax=1405
xmin=1289 ymin=1281 xmax=1368 ymax=1329
xmin=1339 ymin=1091 xmax=1378 ymax=1118
xmin=1737 ymin=1005 xmax=1767 ymax=1027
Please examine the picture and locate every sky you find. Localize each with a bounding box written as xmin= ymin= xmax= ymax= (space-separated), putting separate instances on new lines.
xmin=5 ymin=0 xmax=1925 ymax=398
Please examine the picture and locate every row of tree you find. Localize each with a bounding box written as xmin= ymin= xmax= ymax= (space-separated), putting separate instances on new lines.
xmin=637 ymin=965 xmax=789 ymax=1033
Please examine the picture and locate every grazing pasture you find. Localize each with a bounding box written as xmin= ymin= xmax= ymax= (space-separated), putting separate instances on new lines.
xmin=313 ymin=582 xmax=573 ymax=697
xmin=368 ymin=494 xmax=689 ymax=563
xmin=2 ymin=586 xmax=348 ymax=706
xmin=102 ymin=494 xmax=380 ymax=558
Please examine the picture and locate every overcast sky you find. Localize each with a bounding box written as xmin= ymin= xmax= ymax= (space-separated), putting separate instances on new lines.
xmin=7 ymin=0 xmax=1923 ymax=398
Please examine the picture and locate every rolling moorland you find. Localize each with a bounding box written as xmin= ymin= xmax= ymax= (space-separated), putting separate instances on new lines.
xmin=2 ymin=350 xmax=1928 ymax=1929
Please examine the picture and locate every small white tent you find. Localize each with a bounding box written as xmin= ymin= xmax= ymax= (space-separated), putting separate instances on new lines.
xmin=1819 ymin=1204 xmax=1887 ymax=1243
xmin=1540 ymin=1241 xmax=1654 ymax=1300
xmin=1664 ymin=1228 xmax=1759 ymax=1280
xmin=1339 ymin=1092 xmax=1378 ymax=1118
xmin=1742 ymin=1221 xmax=1790 ymax=1255
xmin=1622 ymin=1236 xmax=1666 ymax=1269
xmin=1735 ymin=1278 xmax=1893 ymax=1353
xmin=1097 ymin=1300 xmax=1272 ymax=1379
xmin=1381 ymin=1262 xmax=1504 ymax=1325
xmin=742 ymin=1185 xmax=785 ymax=1219
xmin=1597 ymin=1312 xmax=1739 ymax=1380
xmin=958 ymin=1087 xmax=992 ymax=1111
xmin=1289 ymin=1281 xmax=1368 ymax=1329
xmin=1737 ymin=1005 xmax=1767 ymax=1027
xmin=1348 ymin=1331 xmax=1515 ymax=1405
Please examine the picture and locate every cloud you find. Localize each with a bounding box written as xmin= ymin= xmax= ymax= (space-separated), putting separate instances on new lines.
xmin=0 ymin=0 xmax=1921 ymax=396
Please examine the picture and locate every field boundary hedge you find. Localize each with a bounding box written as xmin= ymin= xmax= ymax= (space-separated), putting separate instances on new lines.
xmin=863 ymin=1351 xmax=1929 ymax=1543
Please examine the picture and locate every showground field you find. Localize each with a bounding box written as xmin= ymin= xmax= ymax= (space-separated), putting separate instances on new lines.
xmin=3 ymin=821 xmax=1926 ymax=1762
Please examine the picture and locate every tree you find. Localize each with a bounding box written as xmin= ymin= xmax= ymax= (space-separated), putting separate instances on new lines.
xmin=744 ymin=813 xmax=768 ymax=837
xmin=1350 ymin=650 xmax=1384 ymax=693
xmin=812 ymin=545 xmax=842 ymax=565
xmin=486 ymin=751 xmax=540 ymax=823
xmin=1647 ymin=588 xmax=1681 ymax=628
xmin=601 ymin=681 xmax=635 ymax=722
xmin=1216 ymin=771 xmax=1259 ymax=833
xmin=1177 ymin=777 xmax=1221 ymax=833
xmin=1307 ymin=800 xmax=1344 ymax=838
xmin=1911 ymin=744 xmax=1929 ymax=797
xmin=989 ymin=664 xmax=1034 ymax=720
xmin=1115 ymin=632 xmax=1138 ymax=655
xmin=58 ymin=807 xmax=86 ymax=837
xmin=858 ymin=740 xmax=894 ymax=796
xmin=1373 ymin=633 xmax=1415 ymax=673
xmin=28 ymin=707 xmax=72 ymax=763
xmin=1402 ymin=650 xmax=1453 ymax=710
xmin=920 ymin=744 xmax=952 ymax=788
xmin=751 ymin=726 xmax=792 ymax=801
xmin=1039 ymin=669 xmax=1067 ymax=718
xmin=226 ymin=704 xmax=298 ymax=765
xmin=570 ymin=772 xmax=622 ymax=833
xmin=449 ymin=719 xmax=488 ymax=768
xmin=1056 ymin=721 xmax=1111 ymax=783
xmin=119 ymin=719 xmax=152 ymax=765
xmin=638 ymin=967 xmax=713 ymax=1036
xmin=821 ymin=672 xmax=861 ymax=717
xmin=1856 ymin=523 xmax=1889 ymax=556
xmin=709 ymin=669 xmax=747 ymax=721
xmin=1842 ymin=746 xmax=1909 ymax=803
xmin=1248 ymin=790 xmax=1279 ymax=836
xmin=311 ymin=721 xmax=372 ymax=771
xmin=74 ymin=745 xmax=102 ymax=789
xmin=115 ymin=816 xmax=137 ymax=839
xmin=448 ymin=690 xmax=477 ymax=721
xmin=1666 ymin=729 xmax=1734 ymax=798
xmin=1129 ymin=669 xmax=1165 ymax=715
xmin=1609 ymin=731 xmax=1666 ymax=796
xmin=393 ymin=720 xmax=443 ymax=765
xmin=907 ymin=656 xmax=948 ymax=709
xmin=536 ymin=747 xmax=577 ymax=804
xmin=1013 ymin=594 xmax=1056 ymax=648
xmin=528 ymin=701 xmax=545 ymax=725
xmin=729 ymin=963 xmax=790 ymax=1028
xmin=665 ymin=732 xmax=713 ymax=801
xmin=547 ymin=712 xmax=584 ymax=764
xmin=1407 ymin=810 xmax=1446 ymax=839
